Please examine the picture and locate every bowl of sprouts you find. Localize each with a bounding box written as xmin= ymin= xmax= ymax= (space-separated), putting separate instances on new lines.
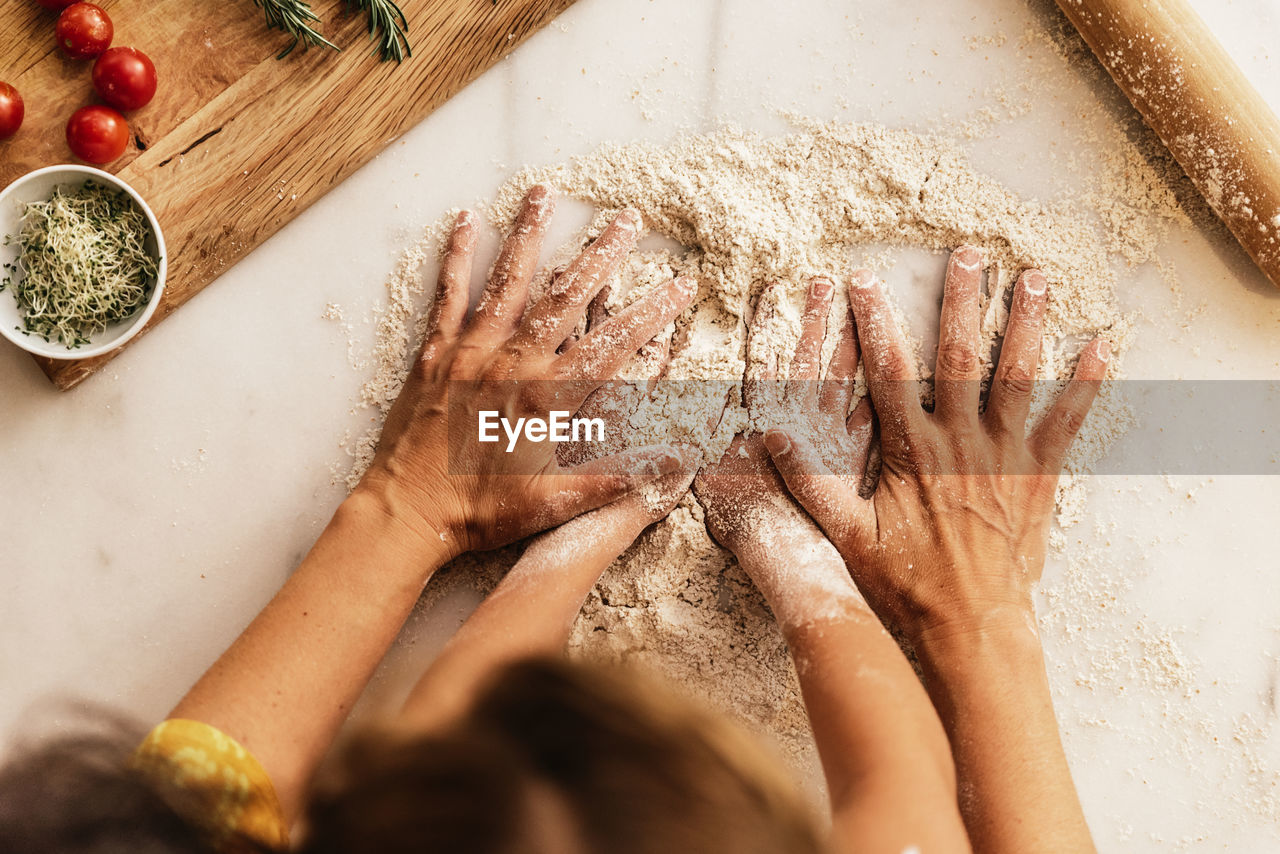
xmin=0 ymin=165 xmax=165 ymax=360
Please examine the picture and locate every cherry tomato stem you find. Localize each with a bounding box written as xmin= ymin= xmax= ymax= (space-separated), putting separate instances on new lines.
xmin=56 ymin=3 xmax=113 ymax=60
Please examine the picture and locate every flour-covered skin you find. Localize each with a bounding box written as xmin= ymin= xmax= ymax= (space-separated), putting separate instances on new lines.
xmin=693 ymin=285 xmax=970 ymax=854
xmin=397 ymin=291 xmax=699 ymax=733
xmin=765 ymin=250 xmax=1104 ymax=854
xmin=363 ymin=187 xmax=698 ymax=557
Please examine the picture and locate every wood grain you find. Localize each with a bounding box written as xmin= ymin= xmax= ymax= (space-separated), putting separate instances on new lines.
xmin=1056 ymin=0 xmax=1280 ymax=291
xmin=0 ymin=0 xmax=577 ymax=389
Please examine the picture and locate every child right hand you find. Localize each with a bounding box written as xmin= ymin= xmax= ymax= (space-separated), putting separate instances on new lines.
xmin=356 ymin=185 xmax=698 ymax=563
xmin=693 ymin=279 xmax=867 ymax=630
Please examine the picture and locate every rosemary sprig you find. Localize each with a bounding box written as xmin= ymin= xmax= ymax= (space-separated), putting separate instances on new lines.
xmin=251 ymin=0 xmax=340 ymax=60
xmin=345 ymin=0 xmax=412 ymax=63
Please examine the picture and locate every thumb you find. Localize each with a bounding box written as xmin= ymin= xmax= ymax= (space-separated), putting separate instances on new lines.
xmin=763 ymin=428 xmax=868 ymax=547
xmin=541 ymin=444 xmax=699 ymax=526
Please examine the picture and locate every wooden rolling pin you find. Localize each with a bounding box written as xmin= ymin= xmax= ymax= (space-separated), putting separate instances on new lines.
xmin=1055 ymin=0 xmax=1280 ymax=289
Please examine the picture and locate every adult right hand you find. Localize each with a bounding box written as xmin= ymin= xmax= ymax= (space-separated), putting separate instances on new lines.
xmin=762 ymin=247 xmax=1110 ymax=646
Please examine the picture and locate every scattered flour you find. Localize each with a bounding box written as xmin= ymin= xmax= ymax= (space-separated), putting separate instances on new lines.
xmin=324 ymin=5 xmax=1278 ymax=841
xmin=334 ymin=116 xmax=1153 ymax=781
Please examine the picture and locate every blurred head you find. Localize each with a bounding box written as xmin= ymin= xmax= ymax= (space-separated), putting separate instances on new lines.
xmin=0 ymin=716 xmax=223 ymax=854
xmin=305 ymin=659 xmax=822 ymax=854
xmin=0 ymin=659 xmax=822 ymax=854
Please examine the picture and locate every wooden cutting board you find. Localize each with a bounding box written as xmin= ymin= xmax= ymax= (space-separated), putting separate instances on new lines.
xmin=0 ymin=0 xmax=577 ymax=390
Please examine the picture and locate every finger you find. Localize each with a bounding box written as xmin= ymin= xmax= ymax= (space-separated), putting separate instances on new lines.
xmin=984 ymin=268 xmax=1048 ymax=438
xmin=563 ymin=324 xmax=675 ymax=468
xmin=469 ymin=184 xmax=556 ymax=343
xmin=819 ymin=308 xmax=858 ymax=413
xmin=557 ymin=276 xmax=696 ymax=382
xmin=634 ymin=463 xmax=700 ymax=521
xmin=423 ymin=210 xmax=477 ymax=348
xmin=847 ymin=269 xmax=927 ymax=459
xmin=1029 ymin=338 xmax=1111 ymax=472
xmin=511 ymin=208 xmax=643 ymax=353
xmin=789 ymin=277 xmax=835 ymax=391
xmin=558 ymin=276 xmax=611 ymax=355
xmin=763 ymin=429 xmax=870 ymax=548
xmin=542 ymin=445 xmax=699 ymax=524
xmin=934 ymin=245 xmax=984 ymax=423
xmin=587 ymin=280 xmax=612 ymax=332
xmin=744 ymin=283 xmax=782 ymax=412
xmin=639 ymin=333 xmax=672 ymax=390
xmin=846 ymin=396 xmax=875 ymax=477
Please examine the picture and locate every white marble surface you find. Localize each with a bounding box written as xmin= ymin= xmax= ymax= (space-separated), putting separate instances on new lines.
xmin=3 ymin=0 xmax=1280 ymax=850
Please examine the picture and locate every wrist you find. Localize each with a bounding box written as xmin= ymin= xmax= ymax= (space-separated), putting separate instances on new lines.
xmin=911 ymin=605 xmax=1044 ymax=682
xmin=339 ymin=484 xmax=459 ymax=583
xmin=733 ymin=533 xmax=871 ymax=630
xmin=353 ymin=464 xmax=466 ymax=552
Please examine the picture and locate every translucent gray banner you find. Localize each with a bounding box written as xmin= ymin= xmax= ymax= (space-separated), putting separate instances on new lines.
xmin=444 ymin=380 xmax=1280 ymax=476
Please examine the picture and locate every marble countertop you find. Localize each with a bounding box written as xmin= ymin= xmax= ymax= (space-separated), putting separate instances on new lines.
xmin=3 ymin=0 xmax=1279 ymax=850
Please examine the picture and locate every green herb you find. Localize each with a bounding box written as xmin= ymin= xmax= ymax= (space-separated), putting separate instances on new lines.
xmin=346 ymin=0 xmax=411 ymax=63
xmin=1 ymin=183 xmax=158 ymax=349
xmin=250 ymin=0 xmax=413 ymax=63
xmin=250 ymin=0 xmax=339 ymax=60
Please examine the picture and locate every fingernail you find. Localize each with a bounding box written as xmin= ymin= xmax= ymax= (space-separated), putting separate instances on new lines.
xmin=1022 ymin=269 xmax=1047 ymax=296
xmin=675 ymin=275 xmax=698 ymax=297
xmin=616 ymin=208 xmax=642 ymax=230
xmin=850 ymin=269 xmax=876 ymax=290
xmin=811 ymin=277 xmax=834 ymax=298
xmin=1095 ymin=339 xmax=1111 ymax=362
xmin=953 ymin=245 xmax=983 ymax=270
xmin=456 ymin=210 xmax=475 ymax=227
xmin=763 ymin=429 xmax=791 ymax=455
xmin=527 ymin=182 xmax=553 ymax=201
xmin=656 ymin=449 xmax=683 ymax=473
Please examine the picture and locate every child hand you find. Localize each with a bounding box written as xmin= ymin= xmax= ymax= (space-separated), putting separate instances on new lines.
xmin=357 ymin=186 xmax=698 ymax=560
xmin=693 ymin=279 xmax=865 ymax=628
xmin=761 ymin=248 xmax=1110 ymax=646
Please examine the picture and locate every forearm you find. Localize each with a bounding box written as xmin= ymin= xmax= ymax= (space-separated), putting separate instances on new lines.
xmin=170 ymin=487 xmax=450 ymax=820
xmin=395 ymin=502 xmax=652 ymax=732
xmin=733 ymin=532 xmax=968 ymax=853
xmin=915 ymin=616 xmax=1095 ymax=854
xmin=784 ymin=611 xmax=970 ymax=853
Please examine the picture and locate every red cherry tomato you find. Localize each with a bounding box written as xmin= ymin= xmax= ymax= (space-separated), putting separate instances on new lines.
xmin=34 ymin=0 xmax=78 ymax=10
xmin=0 ymin=82 xmax=23 ymax=140
xmin=56 ymin=3 xmax=113 ymax=60
xmin=92 ymin=47 xmax=157 ymax=111
xmin=66 ymin=104 xmax=129 ymax=164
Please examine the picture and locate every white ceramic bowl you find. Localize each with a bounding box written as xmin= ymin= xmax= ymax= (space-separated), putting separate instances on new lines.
xmin=0 ymin=165 xmax=166 ymax=360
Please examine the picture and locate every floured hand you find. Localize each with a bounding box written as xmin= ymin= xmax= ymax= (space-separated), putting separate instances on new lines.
xmin=694 ymin=278 xmax=867 ymax=630
xmin=763 ymin=247 xmax=1110 ymax=647
xmin=357 ymin=186 xmax=699 ymax=562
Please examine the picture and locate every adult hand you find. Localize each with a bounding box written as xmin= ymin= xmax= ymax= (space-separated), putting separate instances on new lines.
xmin=762 ymin=246 xmax=1111 ymax=644
xmin=555 ymin=282 xmax=699 ymax=528
xmin=358 ymin=185 xmax=699 ymax=562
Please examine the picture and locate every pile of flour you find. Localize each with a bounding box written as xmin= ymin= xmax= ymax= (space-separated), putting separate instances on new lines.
xmin=339 ymin=118 xmax=1141 ymax=777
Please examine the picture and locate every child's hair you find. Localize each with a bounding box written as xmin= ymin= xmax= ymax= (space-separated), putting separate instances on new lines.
xmin=0 ymin=659 xmax=823 ymax=854
xmin=0 ymin=715 xmax=223 ymax=854
xmin=305 ymin=658 xmax=822 ymax=853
